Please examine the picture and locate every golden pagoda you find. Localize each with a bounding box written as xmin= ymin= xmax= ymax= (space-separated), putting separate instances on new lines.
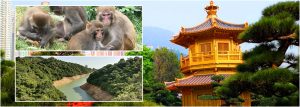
xmin=166 ymin=0 xmax=251 ymax=106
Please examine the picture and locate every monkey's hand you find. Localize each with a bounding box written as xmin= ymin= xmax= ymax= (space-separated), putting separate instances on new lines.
xmin=99 ymin=45 xmax=115 ymax=50
xmin=21 ymin=32 xmax=42 ymax=41
xmin=64 ymin=33 xmax=72 ymax=40
xmin=40 ymin=39 xmax=48 ymax=48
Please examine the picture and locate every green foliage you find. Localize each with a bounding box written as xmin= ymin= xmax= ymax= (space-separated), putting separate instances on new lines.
xmin=125 ymin=46 xmax=182 ymax=106
xmin=1 ymin=50 xmax=57 ymax=106
xmin=252 ymin=91 xmax=299 ymax=106
xmin=211 ymin=75 xmax=225 ymax=83
xmin=87 ymin=57 xmax=142 ymax=101
xmin=84 ymin=6 xmax=97 ymax=21
xmin=153 ymin=47 xmax=181 ymax=82
xmin=1 ymin=60 xmax=15 ymax=105
xmin=16 ymin=38 xmax=67 ymax=50
xmin=143 ymin=82 xmax=181 ymax=106
xmin=15 ymin=7 xmax=27 ymax=30
xmin=0 ymin=49 xmax=4 ymax=58
xmin=239 ymin=1 xmax=299 ymax=43
xmin=214 ymin=1 xmax=300 ymax=106
xmin=273 ymin=82 xmax=297 ymax=97
xmin=263 ymin=1 xmax=299 ymax=20
xmin=16 ymin=57 xmax=93 ymax=101
xmin=198 ymin=95 xmax=220 ymax=100
xmin=1 ymin=60 xmax=15 ymax=76
xmin=126 ymin=45 xmax=154 ymax=84
xmin=154 ymin=89 xmax=181 ymax=106
xmin=239 ymin=12 xmax=297 ymax=43
xmin=117 ymin=6 xmax=142 ymax=33
xmin=250 ymin=68 xmax=296 ymax=97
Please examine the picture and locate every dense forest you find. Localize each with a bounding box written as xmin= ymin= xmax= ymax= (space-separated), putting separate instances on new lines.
xmin=87 ymin=57 xmax=142 ymax=101
xmin=16 ymin=57 xmax=93 ymax=101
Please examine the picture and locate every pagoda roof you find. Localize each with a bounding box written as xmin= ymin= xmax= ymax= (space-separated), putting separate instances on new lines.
xmin=184 ymin=18 xmax=246 ymax=33
xmin=165 ymin=74 xmax=231 ymax=90
xmin=170 ymin=0 xmax=248 ymax=48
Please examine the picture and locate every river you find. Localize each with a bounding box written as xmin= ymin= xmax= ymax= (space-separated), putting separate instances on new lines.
xmin=55 ymin=74 xmax=95 ymax=101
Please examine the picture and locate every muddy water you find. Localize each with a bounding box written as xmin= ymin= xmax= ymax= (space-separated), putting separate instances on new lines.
xmin=56 ymin=75 xmax=95 ymax=101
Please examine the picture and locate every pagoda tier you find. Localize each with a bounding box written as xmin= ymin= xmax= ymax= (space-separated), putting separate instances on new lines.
xmin=166 ymin=74 xmax=231 ymax=90
xmin=170 ymin=0 xmax=248 ymax=75
xmin=171 ymin=18 xmax=248 ymax=48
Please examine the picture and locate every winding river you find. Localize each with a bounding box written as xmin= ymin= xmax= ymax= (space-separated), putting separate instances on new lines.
xmin=55 ymin=75 xmax=95 ymax=101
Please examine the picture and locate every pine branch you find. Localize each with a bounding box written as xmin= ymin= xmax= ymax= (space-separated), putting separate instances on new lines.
xmin=266 ymin=33 xmax=296 ymax=41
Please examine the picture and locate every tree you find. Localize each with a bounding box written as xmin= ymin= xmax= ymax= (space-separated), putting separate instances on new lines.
xmin=86 ymin=57 xmax=142 ymax=101
xmin=126 ymin=45 xmax=154 ymax=84
xmin=125 ymin=46 xmax=182 ymax=106
xmin=214 ymin=1 xmax=299 ymax=106
xmin=153 ymin=47 xmax=181 ymax=82
xmin=1 ymin=50 xmax=15 ymax=104
xmin=16 ymin=57 xmax=93 ymax=101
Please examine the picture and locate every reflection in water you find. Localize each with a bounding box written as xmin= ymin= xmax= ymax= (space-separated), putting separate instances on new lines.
xmin=56 ymin=75 xmax=95 ymax=101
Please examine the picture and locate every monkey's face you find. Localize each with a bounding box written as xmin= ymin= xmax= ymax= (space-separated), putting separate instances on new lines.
xmin=86 ymin=21 xmax=104 ymax=41
xmin=50 ymin=6 xmax=64 ymax=15
xmin=29 ymin=15 xmax=49 ymax=33
xmin=94 ymin=28 xmax=104 ymax=41
xmin=98 ymin=7 xmax=116 ymax=26
xmin=99 ymin=11 xmax=114 ymax=26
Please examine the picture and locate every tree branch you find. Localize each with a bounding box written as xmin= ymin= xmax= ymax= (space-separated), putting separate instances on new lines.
xmin=243 ymin=33 xmax=297 ymax=44
xmin=267 ymin=33 xmax=296 ymax=40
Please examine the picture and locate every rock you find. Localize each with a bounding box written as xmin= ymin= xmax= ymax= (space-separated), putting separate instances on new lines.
xmin=80 ymin=83 xmax=113 ymax=101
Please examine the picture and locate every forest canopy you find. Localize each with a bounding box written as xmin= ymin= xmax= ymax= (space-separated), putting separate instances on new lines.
xmin=87 ymin=57 xmax=143 ymax=101
xmin=16 ymin=57 xmax=93 ymax=101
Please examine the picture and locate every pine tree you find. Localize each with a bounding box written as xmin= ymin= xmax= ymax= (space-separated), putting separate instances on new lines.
xmin=214 ymin=1 xmax=299 ymax=106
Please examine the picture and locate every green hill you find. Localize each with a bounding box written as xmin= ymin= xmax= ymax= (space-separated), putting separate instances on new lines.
xmin=16 ymin=57 xmax=93 ymax=101
xmin=87 ymin=57 xmax=142 ymax=101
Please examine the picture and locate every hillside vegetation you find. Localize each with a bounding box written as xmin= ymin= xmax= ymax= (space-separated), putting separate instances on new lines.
xmin=87 ymin=57 xmax=142 ymax=101
xmin=16 ymin=57 xmax=93 ymax=101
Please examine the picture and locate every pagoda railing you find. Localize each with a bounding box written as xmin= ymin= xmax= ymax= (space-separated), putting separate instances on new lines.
xmin=180 ymin=51 xmax=242 ymax=69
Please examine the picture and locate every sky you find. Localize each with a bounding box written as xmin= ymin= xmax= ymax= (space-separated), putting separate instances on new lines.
xmin=41 ymin=56 xmax=136 ymax=69
xmin=11 ymin=0 xmax=298 ymax=54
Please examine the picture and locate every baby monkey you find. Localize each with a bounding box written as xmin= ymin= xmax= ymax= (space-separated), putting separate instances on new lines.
xmin=67 ymin=20 xmax=104 ymax=50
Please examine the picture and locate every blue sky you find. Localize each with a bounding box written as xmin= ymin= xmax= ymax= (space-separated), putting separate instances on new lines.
xmin=41 ymin=56 xmax=136 ymax=69
xmin=11 ymin=0 xmax=298 ymax=54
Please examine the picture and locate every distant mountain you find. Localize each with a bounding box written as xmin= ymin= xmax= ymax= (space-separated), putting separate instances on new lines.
xmin=143 ymin=26 xmax=187 ymax=55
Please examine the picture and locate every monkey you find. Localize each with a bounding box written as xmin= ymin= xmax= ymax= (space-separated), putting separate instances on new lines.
xmin=53 ymin=21 xmax=65 ymax=38
xmin=50 ymin=6 xmax=87 ymax=40
xmin=52 ymin=21 xmax=68 ymax=42
xmin=67 ymin=20 xmax=104 ymax=50
xmin=18 ymin=6 xmax=54 ymax=48
xmin=96 ymin=6 xmax=136 ymax=50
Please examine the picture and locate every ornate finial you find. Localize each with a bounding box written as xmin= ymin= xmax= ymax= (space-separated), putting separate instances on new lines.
xmin=205 ymin=0 xmax=219 ymax=18
xmin=41 ymin=1 xmax=49 ymax=5
xmin=181 ymin=27 xmax=185 ymax=32
xmin=210 ymin=0 xmax=214 ymax=5
xmin=244 ymin=22 xmax=249 ymax=27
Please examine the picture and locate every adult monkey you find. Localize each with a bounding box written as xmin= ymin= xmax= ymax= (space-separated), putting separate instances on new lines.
xmin=96 ymin=6 xmax=136 ymax=50
xmin=53 ymin=21 xmax=65 ymax=38
xmin=50 ymin=6 xmax=87 ymax=40
xmin=18 ymin=6 xmax=54 ymax=48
